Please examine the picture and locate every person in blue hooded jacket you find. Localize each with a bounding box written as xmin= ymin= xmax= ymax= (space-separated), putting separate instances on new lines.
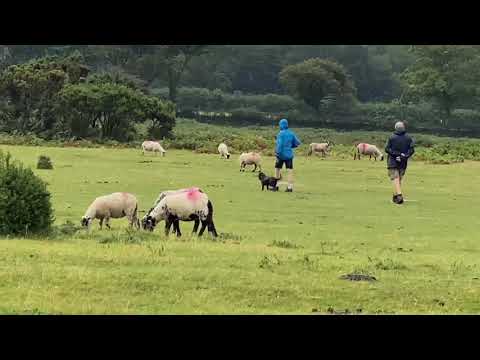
xmin=275 ymin=119 xmax=301 ymax=192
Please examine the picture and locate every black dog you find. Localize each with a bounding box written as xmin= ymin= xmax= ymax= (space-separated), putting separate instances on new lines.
xmin=258 ymin=172 xmax=279 ymax=191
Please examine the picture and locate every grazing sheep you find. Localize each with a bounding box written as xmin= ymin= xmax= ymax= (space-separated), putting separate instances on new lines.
xmin=307 ymin=142 xmax=331 ymax=157
xmin=142 ymin=188 xmax=205 ymax=232
xmin=81 ymin=192 xmax=140 ymax=230
xmin=143 ymin=188 xmax=217 ymax=238
xmin=354 ymin=143 xmax=384 ymax=161
xmin=142 ymin=141 xmax=166 ymax=156
xmin=239 ymin=152 xmax=262 ymax=172
xmin=218 ymin=143 xmax=231 ymax=159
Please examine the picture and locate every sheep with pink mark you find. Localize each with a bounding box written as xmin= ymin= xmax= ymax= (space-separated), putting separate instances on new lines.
xmin=142 ymin=187 xmax=218 ymax=238
xmin=354 ymin=143 xmax=384 ymax=161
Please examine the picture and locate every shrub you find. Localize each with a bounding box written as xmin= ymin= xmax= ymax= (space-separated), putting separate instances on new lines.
xmin=0 ymin=151 xmax=54 ymax=235
xmin=37 ymin=155 xmax=53 ymax=170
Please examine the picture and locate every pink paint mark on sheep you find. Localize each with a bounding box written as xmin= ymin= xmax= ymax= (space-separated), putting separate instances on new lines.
xmin=360 ymin=143 xmax=367 ymax=153
xmin=186 ymin=187 xmax=202 ymax=202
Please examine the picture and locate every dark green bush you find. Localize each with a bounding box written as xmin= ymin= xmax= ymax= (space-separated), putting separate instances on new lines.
xmin=0 ymin=151 xmax=54 ymax=235
xmin=37 ymin=155 xmax=53 ymax=170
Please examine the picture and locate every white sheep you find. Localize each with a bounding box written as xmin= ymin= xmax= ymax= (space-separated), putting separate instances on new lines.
xmin=218 ymin=143 xmax=231 ymax=159
xmin=81 ymin=192 xmax=140 ymax=230
xmin=143 ymin=188 xmax=217 ymax=238
xmin=354 ymin=143 xmax=384 ymax=161
xmin=307 ymin=142 xmax=331 ymax=157
xmin=142 ymin=187 xmax=204 ymax=227
xmin=239 ymin=152 xmax=262 ymax=172
xmin=142 ymin=141 xmax=166 ymax=156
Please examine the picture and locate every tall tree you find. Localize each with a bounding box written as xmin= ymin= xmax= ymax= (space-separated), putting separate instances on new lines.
xmin=279 ymin=58 xmax=356 ymax=112
xmin=401 ymin=45 xmax=480 ymax=125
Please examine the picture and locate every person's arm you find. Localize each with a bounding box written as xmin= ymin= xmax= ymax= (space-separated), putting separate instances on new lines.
xmin=404 ymin=138 xmax=415 ymax=158
xmin=276 ymin=134 xmax=283 ymax=157
xmin=292 ymin=133 xmax=301 ymax=149
xmin=385 ymin=137 xmax=401 ymax=157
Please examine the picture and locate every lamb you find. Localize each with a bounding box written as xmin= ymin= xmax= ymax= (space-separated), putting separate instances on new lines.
xmin=239 ymin=152 xmax=262 ymax=172
xmin=81 ymin=192 xmax=140 ymax=230
xmin=143 ymin=188 xmax=218 ymax=238
xmin=354 ymin=143 xmax=384 ymax=161
xmin=141 ymin=141 xmax=166 ymax=156
xmin=218 ymin=143 xmax=231 ymax=159
xmin=307 ymin=142 xmax=331 ymax=157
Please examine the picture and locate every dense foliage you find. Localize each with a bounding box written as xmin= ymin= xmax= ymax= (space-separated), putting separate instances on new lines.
xmin=2 ymin=45 xmax=480 ymax=139
xmin=0 ymin=54 xmax=176 ymax=141
xmin=0 ymin=151 xmax=54 ymax=235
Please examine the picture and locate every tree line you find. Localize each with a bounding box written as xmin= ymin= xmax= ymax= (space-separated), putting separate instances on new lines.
xmin=1 ymin=45 xmax=480 ymax=139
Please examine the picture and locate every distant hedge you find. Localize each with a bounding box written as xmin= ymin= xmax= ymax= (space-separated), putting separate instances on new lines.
xmin=157 ymin=87 xmax=480 ymax=137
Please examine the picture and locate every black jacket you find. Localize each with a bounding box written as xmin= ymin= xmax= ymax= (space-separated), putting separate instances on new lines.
xmin=385 ymin=130 xmax=415 ymax=169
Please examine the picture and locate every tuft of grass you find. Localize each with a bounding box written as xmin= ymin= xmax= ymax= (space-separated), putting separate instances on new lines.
xmin=371 ymin=257 xmax=408 ymax=271
xmin=269 ymin=240 xmax=302 ymax=249
xmin=37 ymin=155 xmax=53 ymax=170
xmin=259 ymin=255 xmax=282 ymax=269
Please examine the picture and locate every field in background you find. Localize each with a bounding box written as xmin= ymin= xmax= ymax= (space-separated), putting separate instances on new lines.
xmin=1 ymin=144 xmax=480 ymax=314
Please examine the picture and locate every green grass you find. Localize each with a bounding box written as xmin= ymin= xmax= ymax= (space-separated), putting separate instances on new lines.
xmin=1 ymin=143 xmax=480 ymax=314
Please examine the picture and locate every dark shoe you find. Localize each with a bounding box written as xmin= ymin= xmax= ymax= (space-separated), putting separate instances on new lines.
xmin=396 ymin=194 xmax=404 ymax=204
xmin=392 ymin=195 xmax=398 ymax=203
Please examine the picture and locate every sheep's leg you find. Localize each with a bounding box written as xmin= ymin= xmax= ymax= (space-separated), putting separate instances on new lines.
xmin=99 ymin=218 xmax=103 ymax=230
xmin=165 ymin=217 xmax=172 ymax=237
xmin=207 ymin=221 xmax=218 ymax=238
xmin=198 ymin=221 xmax=207 ymax=237
xmin=105 ymin=218 xmax=111 ymax=230
xmin=192 ymin=218 xmax=200 ymax=234
xmin=174 ymin=219 xmax=181 ymax=237
xmin=252 ymin=164 xmax=257 ymax=172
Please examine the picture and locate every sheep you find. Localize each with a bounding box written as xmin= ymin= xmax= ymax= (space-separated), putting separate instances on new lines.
xmin=143 ymin=188 xmax=217 ymax=238
xmin=239 ymin=152 xmax=262 ymax=172
xmin=81 ymin=192 xmax=140 ymax=230
xmin=218 ymin=143 xmax=231 ymax=159
xmin=141 ymin=141 xmax=166 ymax=156
xmin=307 ymin=142 xmax=331 ymax=157
xmin=142 ymin=188 xmax=205 ymax=232
xmin=354 ymin=143 xmax=384 ymax=161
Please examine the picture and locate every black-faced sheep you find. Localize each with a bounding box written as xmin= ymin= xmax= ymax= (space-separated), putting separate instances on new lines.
xmin=142 ymin=188 xmax=204 ymax=234
xmin=81 ymin=192 xmax=140 ymax=230
xmin=354 ymin=143 xmax=384 ymax=161
xmin=143 ymin=188 xmax=217 ymax=238
xmin=142 ymin=141 xmax=166 ymax=156
xmin=239 ymin=152 xmax=262 ymax=172
xmin=307 ymin=142 xmax=331 ymax=157
xmin=218 ymin=143 xmax=231 ymax=159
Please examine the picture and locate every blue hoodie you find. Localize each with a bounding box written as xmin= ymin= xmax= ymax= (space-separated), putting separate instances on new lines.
xmin=276 ymin=119 xmax=301 ymax=160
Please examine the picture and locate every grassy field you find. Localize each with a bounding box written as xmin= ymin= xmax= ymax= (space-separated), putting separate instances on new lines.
xmin=1 ymin=143 xmax=480 ymax=314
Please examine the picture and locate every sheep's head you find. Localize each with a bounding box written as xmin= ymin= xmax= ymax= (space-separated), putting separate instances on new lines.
xmin=143 ymin=215 xmax=156 ymax=231
xmin=81 ymin=217 xmax=92 ymax=228
xmin=380 ymin=154 xmax=385 ymax=161
xmin=226 ymin=154 xmax=230 ymax=159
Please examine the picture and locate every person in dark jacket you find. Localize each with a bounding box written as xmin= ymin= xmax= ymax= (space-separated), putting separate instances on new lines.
xmin=385 ymin=121 xmax=415 ymax=204
xmin=275 ymin=119 xmax=301 ymax=192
